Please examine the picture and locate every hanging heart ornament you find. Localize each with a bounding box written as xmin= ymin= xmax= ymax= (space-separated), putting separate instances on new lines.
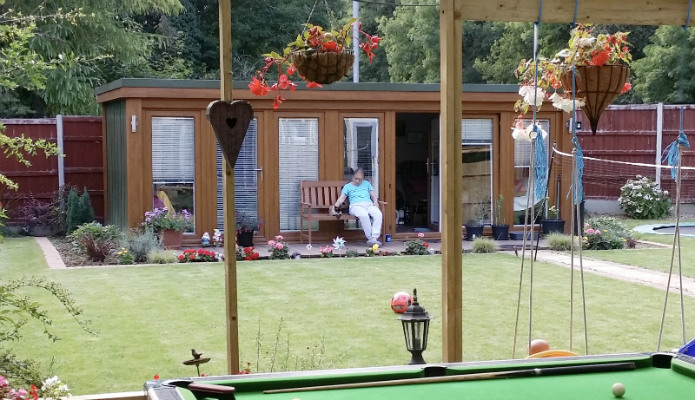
xmin=206 ymin=100 xmax=254 ymax=167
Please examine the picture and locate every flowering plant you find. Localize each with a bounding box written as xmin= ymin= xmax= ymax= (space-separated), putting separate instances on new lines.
xmin=319 ymin=245 xmax=334 ymax=258
xmin=515 ymin=24 xmax=632 ymax=115
xmin=249 ymin=18 xmax=380 ymax=109
xmin=267 ymin=235 xmax=290 ymax=260
xmin=1 ymin=375 xmax=70 ymax=400
xmin=404 ymin=232 xmax=430 ymax=255
xmin=236 ymin=212 xmax=261 ymax=234
xmin=583 ymin=216 xmax=631 ymax=250
xmin=115 ymin=247 xmax=135 ymax=265
xmin=142 ymin=207 xmax=192 ymax=232
xmin=178 ymin=248 xmax=219 ymax=263
xmin=236 ymin=245 xmax=260 ymax=261
xmin=618 ymin=175 xmax=671 ymax=219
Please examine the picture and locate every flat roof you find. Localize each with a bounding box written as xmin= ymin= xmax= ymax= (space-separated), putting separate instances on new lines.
xmin=95 ymin=78 xmax=519 ymax=96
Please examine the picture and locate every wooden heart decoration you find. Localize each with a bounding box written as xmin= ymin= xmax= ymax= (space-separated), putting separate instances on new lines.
xmin=206 ymin=100 xmax=254 ymax=167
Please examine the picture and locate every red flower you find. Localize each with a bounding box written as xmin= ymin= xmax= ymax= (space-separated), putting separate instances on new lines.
xmin=178 ymin=255 xmax=184 ymax=261
xmin=591 ymin=50 xmax=610 ymax=66
xmin=248 ymin=77 xmax=269 ymax=96
xmin=306 ymin=81 xmax=322 ymax=89
xmin=621 ymin=82 xmax=632 ymax=93
xmin=272 ymin=95 xmax=284 ymax=109
xmin=30 ymin=385 xmax=38 ymax=400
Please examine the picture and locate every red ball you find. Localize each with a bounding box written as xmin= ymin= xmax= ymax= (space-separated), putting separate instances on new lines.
xmin=391 ymin=291 xmax=412 ymax=313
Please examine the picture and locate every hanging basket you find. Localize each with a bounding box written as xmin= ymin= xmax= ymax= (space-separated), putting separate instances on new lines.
xmin=291 ymin=50 xmax=354 ymax=84
xmin=562 ymin=65 xmax=630 ymax=134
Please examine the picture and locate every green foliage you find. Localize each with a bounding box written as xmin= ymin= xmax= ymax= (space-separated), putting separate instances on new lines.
xmin=115 ymin=247 xmax=135 ymax=265
xmin=123 ymin=229 xmax=161 ymax=262
xmin=67 ymin=222 xmax=122 ymax=262
xmin=404 ymin=238 xmax=430 ymax=255
xmin=546 ymin=232 xmax=576 ymax=251
xmin=495 ymin=195 xmax=505 ymax=225
xmin=618 ymin=175 xmax=672 ymax=219
xmin=268 ymin=235 xmax=290 ymax=260
xmin=78 ymin=187 xmax=94 ymax=225
xmin=146 ymin=249 xmax=179 ymax=264
xmin=143 ymin=207 xmax=192 ymax=232
xmin=345 ymin=249 xmax=359 ymax=258
xmin=632 ymin=26 xmax=694 ymax=103
xmin=0 ymin=351 xmax=42 ymax=390
xmin=65 ymin=188 xmax=80 ymax=234
xmin=583 ymin=216 xmax=631 ymax=250
xmin=471 ymin=237 xmax=498 ymax=253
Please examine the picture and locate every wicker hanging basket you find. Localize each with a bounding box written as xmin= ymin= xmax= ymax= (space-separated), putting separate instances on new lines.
xmin=562 ymin=65 xmax=630 ymax=134
xmin=291 ymin=50 xmax=354 ymax=84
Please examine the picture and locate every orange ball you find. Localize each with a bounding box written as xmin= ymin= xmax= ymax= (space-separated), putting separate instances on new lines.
xmin=529 ymin=339 xmax=550 ymax=355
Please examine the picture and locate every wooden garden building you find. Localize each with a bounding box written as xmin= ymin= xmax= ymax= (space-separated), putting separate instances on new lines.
xmin=95 ymin=79 xmax=572 ymax=246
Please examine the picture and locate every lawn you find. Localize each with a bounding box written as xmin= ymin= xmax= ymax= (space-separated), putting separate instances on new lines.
xmin=3 ymin=237 xmax=695 ymax=395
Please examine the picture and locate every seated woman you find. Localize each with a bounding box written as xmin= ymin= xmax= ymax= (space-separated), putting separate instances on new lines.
xmin=334 ymin=167 xmax=383 ymax=246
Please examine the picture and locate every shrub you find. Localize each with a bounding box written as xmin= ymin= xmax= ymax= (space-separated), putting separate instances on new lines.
xmin=178 ymin=248 xmax=219 ymax=263
xmin=146 ymin=250 xmax=179 ymax=264
xmin=618 ymin=175 xmax=671 ymax=219
xmin=123 ymin=229 xmax=161 ymax=262
xmin=68 ymin=222 xmax=122 ymax=262
xmin=236 ymin=245 xmax=260 ymax=261
xmin=546 ymin=233 xmax=575 ymax=251
xmin=583 ymin=217 xmax=630 ymax=250
xmin=115 ymin=247 xmax=135 ymax=265
xmin=404 ymin=233 xmax=430 ymax=255
xmin=472 ymin=237 xmax=498 ymax=253
xmin=65 ymin=188 xmax=80 ymax=234
xmin=345 ymin=249 xmax=359 ymax=258
xmin=267 ymin=235 xmax=290 ymax=260
xmin=78 ymin=186 xmax=95 ymax=224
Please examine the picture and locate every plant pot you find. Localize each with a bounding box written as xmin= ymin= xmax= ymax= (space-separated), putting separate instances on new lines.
xmin=237 ymin=230 xmax=254 ymax=247
xmin=542 ymin=219 xmax=566 ymax=235
xmin=291 ymin=50 xmax=354 ymax=84
xmin=465 ymin=225 xmax=484 ymax=241
xmin=562 ymin=65 xmax=629 ymax=134
xmin=160 ymin=229 xmax=184 ymax=250
xmin=491 ymin=224 xmax=509 ymax=240
xmin=24 ymin=224 xmax=60 ymax=237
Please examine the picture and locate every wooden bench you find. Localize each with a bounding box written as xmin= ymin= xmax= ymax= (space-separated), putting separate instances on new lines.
xmin=299 ymin=180 xmax=386 ymax=245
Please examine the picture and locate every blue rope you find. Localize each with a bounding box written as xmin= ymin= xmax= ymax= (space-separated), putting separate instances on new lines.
xmin=572 ymin=135 xmax=585 ymax=203
xmin=534 ymin=125 xmax=548 ymax=200
xmin=662 ymin=108 xmax=691 ymax=181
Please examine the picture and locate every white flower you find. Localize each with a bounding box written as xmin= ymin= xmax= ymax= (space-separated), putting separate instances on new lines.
xmin=519 ymin=85 xmax=546 ymax=108
xmin=305 ymin=244 xmax=312 ymax=250
xmin=576 ymin=37 xmax=596 ymax=48
xmin=511 ymin=120 xmax=548 ymax=142
xmin=550 ymin=92 xmax=586 ymax=113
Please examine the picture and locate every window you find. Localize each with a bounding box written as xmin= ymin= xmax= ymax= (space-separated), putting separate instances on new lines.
xmin=461 ymin=119 xmax=493 ymax=224
xmin=513 ymin=119 xmax=550 ymax=224
xmin=279 ymin=118 xmax=319 ymax=231
xmin=152 ymin=117 xmax=195 ymax=232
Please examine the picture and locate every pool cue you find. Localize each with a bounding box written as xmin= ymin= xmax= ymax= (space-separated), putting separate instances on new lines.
xmin=263 ymin=361 xmax=635 ymax=394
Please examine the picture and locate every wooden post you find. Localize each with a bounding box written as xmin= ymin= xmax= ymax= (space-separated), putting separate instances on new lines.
xmin=217 ymin=0 xmax=239 ymax=375
xmin=439 ymin=0 xmax=463 ymax=363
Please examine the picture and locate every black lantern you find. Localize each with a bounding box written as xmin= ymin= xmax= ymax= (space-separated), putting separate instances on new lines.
xmin=397 ymin=288 xmax=431 ymax=365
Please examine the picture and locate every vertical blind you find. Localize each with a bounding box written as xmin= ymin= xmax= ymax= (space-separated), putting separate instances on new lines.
xmin=279 ymin=118 xmax=319 ymax=231
xmin=152 ymin=117 xmax=195 ymax=184
xmin=216 ymin=119 xmax=258 ymax=230
xmin=344 ymin=118 xmax=379 ymax=191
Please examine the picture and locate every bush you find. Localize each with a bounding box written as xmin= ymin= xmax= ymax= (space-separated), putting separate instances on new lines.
xmin=583 ymin=216 xmax=630 ymax=250
xmin=65 ymin=188 xmax=80 ymax=234
xmin=68 ymin=222 xmax=122 ymax=262
xmin=471 ymin=237 xmax=498 ymax=253
xmin=618 ymin=175 xmax=671 ymax=219
xmin=123 ymin=229 xmax=161 ymax=262
xmin=115 ymin=247 xmax=135 ymax=264
xmin=546 ymin=233 xmax=576 ymax=251
xmin=267 ymin=235 xmax=290 ymax=260
xmin=146 ymin=250 xmax=179 ymax=264
xmin=404 ymin=239 xmax=430 ymax=255
xmin=345 ymin=249 xmax=359 ymax=258
xmin=78 ymin=187 xmax=95 ymax=224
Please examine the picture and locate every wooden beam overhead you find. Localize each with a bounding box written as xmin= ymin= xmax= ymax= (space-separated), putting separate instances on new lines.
xmin=456 ymin=0 xmax=693 ymax=26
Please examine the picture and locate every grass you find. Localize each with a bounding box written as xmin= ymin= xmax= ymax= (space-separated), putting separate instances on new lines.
xmin=3 ymin=237 xmax=695 ymax=395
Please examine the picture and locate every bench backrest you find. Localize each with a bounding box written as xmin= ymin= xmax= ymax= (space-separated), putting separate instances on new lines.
xmin=300 ymin=181 xmax=348 ymax=208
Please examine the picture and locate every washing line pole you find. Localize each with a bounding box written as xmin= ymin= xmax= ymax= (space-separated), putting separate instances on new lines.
xmin=352 ymin=0 xmax=360 ymax=82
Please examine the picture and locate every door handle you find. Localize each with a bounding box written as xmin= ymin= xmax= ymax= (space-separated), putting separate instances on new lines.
xmin=254 ymin=168 xmax=263 ymax=181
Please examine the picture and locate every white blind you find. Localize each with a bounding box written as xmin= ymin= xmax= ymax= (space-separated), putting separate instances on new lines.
xmin=279 ymin=118 xmax=319 ymax=231
xmin=217 ymin=119 xmax=258 ymax=230
xmin=344 ymin=118 xmax=379 ymax=191
xmin=462 ymin=119 xmax=493 ymax=144
xmin=152 ymin=117 xmax=195 ymax=183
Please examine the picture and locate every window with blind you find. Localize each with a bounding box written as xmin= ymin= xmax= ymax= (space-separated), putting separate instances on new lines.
xmin=279 ymin=118 xmax=319 ymax=231
xmin=216 ymin=119 xmax=258 ymax=230
xmin=461 ymin=119 xmax=493 ymax=224
xmin=343 ymin=118 xmax=379 ymax=189
xmin=513 ymin=119 xmax=550 ymax=223
xmin=151 ymin=117 xmax=195 ymax=232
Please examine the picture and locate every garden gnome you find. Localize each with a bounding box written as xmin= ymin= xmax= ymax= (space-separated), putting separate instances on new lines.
xmin=212 ymin=229 xmax=222 ymax=246
xmin=201 ymin=232 xmax=210 ymax=246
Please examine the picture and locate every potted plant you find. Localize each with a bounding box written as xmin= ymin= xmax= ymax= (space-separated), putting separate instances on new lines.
xmin=248 ymin=18 xmax=380 ymax=109
xmin=142 ymin=207 xmax=192 ymax=249
xmin=491 ymin=195 xmax=509 ymax=240
xmin=542 ymin=204 xmax=566 ymax=235
xmin=464 ymin=202 xmax=486 ymax=241
xmin=14 ymin=195 xmax=62 ymax=237
xmin=236 ymin=212 xmax=261 ymax=247
xmin=515 ymin=24 xmax=632 ymax=133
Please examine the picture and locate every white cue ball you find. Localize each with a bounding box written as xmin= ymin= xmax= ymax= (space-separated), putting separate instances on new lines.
xmin=611 ymin=382 xmax=626 ymax=398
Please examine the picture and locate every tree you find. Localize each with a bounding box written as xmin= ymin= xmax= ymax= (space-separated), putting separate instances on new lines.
xmin=632 ymin=26 xmax=694 ymax=104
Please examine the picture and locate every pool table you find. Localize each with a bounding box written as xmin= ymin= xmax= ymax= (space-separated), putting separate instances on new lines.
xmin=146 ymin=352 xmax=695 ymax=400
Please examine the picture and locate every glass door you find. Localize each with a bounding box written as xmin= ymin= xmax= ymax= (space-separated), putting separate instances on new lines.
xmin=461 ymin=119 xmax=494 ymax=226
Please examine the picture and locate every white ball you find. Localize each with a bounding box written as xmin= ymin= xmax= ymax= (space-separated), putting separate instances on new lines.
xmin=611 ymin=382 xmax=626 ymax=398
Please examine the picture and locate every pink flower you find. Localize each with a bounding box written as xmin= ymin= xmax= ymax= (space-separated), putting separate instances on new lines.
xmin=586 ymin=228 xmax=595 ymax=234
xmin=275 ymin=235 xmax=284 ymax=241
xmin=417 ymin=232 xmax=425 ymax=238
xmin=0 ymin=376 xmax=8 ymax=387
xmin=268 ymin=240 xmax=276 ymax=246
xmin=595 ymin=230 xmax=601 ymax=235
xmin=275 ymin=243 xmax=284 ymax=250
